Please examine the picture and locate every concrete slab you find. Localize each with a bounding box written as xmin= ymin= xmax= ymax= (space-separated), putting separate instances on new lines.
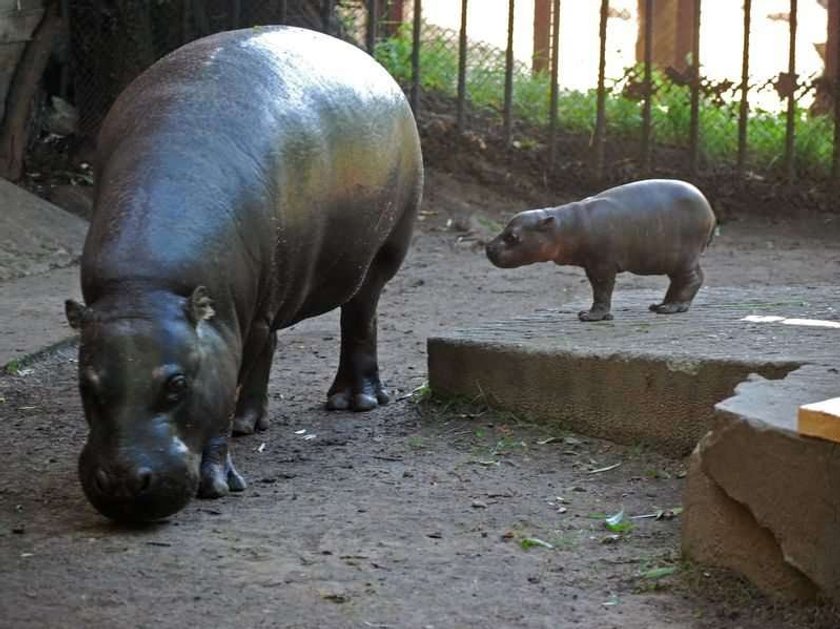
xmin=0 ymin=178 xmax=86 ymax=367
xmin=428 ymin=286 xmax=839 ymax=454
xmin=0 ymin=177 xmax=88 ymax=282
xmin=1 ymin=265 xmax=80 ymax=368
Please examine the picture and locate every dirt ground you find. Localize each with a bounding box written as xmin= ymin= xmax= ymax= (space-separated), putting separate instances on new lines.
xmin=2 ymin=166 xmax=840 ymax=628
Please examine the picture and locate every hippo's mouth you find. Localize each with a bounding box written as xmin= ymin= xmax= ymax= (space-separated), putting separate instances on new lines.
xmin=79 ymin=445 xmax=200 ymax=523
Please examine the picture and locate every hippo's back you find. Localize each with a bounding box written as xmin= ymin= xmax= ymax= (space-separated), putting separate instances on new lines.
xmin=84 ymin=27 xmax=422 ymax=325
xmin=582 ymin=179 xmax=715 ymax=274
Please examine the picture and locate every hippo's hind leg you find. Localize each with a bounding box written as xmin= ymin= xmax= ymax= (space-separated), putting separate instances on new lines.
xmin=232 ymin=323 xmax=276 ymax=435
xmin=650 ymin=264 xmax=704 ymax=314
xmin=579 ymin=265 xmax=616 ymax=322
xmin=327 ymin=207 xmax=415 ymax=412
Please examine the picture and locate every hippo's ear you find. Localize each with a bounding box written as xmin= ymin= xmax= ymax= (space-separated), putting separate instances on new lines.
xmin=186 ymin=286 xmax=215 ymax=325
xmin=65 ymin=300 xmax=89 ymax=330
xmin=537 ymin=216 xmax=556 ymax=231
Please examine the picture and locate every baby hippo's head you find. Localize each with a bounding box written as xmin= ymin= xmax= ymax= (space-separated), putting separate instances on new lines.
xmin=485 ymin=209 xmax=558 ymax=269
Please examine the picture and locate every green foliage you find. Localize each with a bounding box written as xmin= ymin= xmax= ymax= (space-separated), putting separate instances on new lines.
xmin=374 ymin=25 xmax=834 ymax=178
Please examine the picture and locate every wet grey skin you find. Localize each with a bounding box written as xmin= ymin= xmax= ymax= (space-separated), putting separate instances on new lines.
xmin=486 ymin=179 xmax=716 ymax=322
xmin=66 ymin=26 xmax=423 ymax=523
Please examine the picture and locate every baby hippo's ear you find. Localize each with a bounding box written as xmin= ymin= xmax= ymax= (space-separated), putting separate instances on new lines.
xmin=187 ymin=286 xmax=215 ymax=325
xmin=65 ymin=300 xmax=89 ymax=330
xmin=537 ymin=215 xmax=556 ymax=231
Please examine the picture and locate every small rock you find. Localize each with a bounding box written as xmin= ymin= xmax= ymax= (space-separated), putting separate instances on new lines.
xmin=471 ymin=500 xmax=488 ymax=509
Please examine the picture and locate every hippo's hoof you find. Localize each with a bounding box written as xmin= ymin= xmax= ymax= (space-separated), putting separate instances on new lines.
xmin=232 ymin=407 xmax=269 ymax=436
xmin=578 ymin=310 xmax=613 ymax=322
xmin=198 ymin=455 xmax=247 ymax=499
xmin=327 ymin=383 xmax=390 ymax=412
xmin=649 ymin=302 xmax=690 ymax=314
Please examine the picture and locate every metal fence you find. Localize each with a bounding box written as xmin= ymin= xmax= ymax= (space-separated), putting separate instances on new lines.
xmin=66 ymin=0 xmax=840 ymax=187
xmin=362 ymin=0 xmax=840 ymax=185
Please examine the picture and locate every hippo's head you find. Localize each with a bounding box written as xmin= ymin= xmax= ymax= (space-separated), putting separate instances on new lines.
xmin=65 ymin=287 xmax=237 ymax=522
xmin=485 ymin=210 xmax=559 ymax=269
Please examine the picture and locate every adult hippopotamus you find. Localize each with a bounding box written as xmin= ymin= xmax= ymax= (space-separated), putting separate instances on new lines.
xmin=65 ymin=26 xmax=423 ymax=522
xmin=485 ymin=179 xmax=715 ymax=321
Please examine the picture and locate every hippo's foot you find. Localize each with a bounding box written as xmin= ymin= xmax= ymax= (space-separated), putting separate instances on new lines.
xmin=198 ymin=439 xmax=247 ymax=499
xmin=231 ymin=404 xmax=269 ymax=436
xmin=326 ymin=378 xmax=390 ymax=412
xmin=649 ymin=302 xmax=691 ymax=315
xmin=578 ymin=309 xmax=614 ymax=322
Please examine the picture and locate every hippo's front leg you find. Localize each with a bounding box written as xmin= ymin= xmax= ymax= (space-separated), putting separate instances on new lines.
xmin=579 ymin=265 xmax=616 ymax=322
xmin=198 ymin=433 xmax=247 ymax=498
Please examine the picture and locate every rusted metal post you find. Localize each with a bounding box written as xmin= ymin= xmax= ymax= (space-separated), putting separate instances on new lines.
xmin=457 ymin=0 xmax=468 ymax=132
xmin=641 ymin=0 xmax=653 ymax=173
xmin=503 ymin=0 xmax=515 ymax=144
xmin=548 ymin=0 xmax=560 ymax=170
xmin=533 ymin=0 xmax=551 ymax=74
xmin=737 ymin=0 xmax=752 ymax=177
xmin=784 ymin=0 xmax=798 ymax=182
xmin=411 ymin=0 xmax=421 ymax=113
xmin=833 ymin=0 xmax=840 ymax=179
xmin=594 ymin=0 xmax=608 ymax=179
xmin=688 ymin=0 xmax=701 ymax=174
xmin=366 ymin=0 xmax=378 ymax=53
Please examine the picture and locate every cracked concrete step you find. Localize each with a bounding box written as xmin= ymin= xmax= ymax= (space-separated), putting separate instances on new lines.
xmin=683 ymin=364 xmax=840 ymax=603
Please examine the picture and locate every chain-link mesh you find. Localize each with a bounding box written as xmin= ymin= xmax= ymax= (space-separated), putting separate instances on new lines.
xmin=68 ymin=0 xmax=342 ymax=141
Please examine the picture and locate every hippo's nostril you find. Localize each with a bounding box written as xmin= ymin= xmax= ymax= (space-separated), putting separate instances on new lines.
xmin=94 ymin=468 xmax=111 ymax=494
xmin=132 ymin=467 xmax=155 ymax=495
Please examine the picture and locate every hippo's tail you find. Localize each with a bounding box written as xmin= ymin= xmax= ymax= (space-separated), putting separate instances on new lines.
xmin=704 ymin=216 xmax=717 ymax=250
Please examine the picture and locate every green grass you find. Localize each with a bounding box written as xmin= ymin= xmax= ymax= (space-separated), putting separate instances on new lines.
xmin=375 ymin=24 xmax=835 ymax=179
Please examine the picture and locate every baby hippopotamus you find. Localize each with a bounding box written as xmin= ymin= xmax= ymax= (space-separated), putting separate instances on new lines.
xmin=486 ymin=179 xmax=716 ymax=321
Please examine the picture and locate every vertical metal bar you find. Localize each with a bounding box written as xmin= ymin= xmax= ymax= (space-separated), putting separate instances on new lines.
xmin=784 ymin=0 xmax=798 ymax=182
xmin=641 ymin=0 xmax=653 ymax=172
xmin=594 ymin=0 xmax=608 ymax=179
xmin=503 ymin=0 xmax=515 ymax=144
xmin=230 ymin=0 xmax=241 ymax=29
xmin=457 ymin=0 xmax=468 ymax=132
xmin=366 ymin=0 xmax=378 ymax=53
xmin=688 ymin=0 xmax=701 ymax=174
xmin=411 ymin=0 xmax=422 ymax=113
xmin=833 ymin=0 xmax=840 ymax=179
xmin=279 ymin=0 xmax=287 ymax=24
xmin=548 ymin=0 xmax=561 ymax=170
xmin=737 ymin=0 xmax=751 ymax=176
xmin=321 ymin=0 xmax=334 ymax=35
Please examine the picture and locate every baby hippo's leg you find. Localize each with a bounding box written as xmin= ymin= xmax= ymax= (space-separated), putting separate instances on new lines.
xmin=650 ymin=263 xmax=704 ymax=314
xmin=579 ymin=266 xmax=616 ymax=322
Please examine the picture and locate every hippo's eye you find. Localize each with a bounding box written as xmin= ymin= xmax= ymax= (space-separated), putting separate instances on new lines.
xmin=503 ymin=232 xmax=520 ymax=245
xmin=165 ymin=374 xmax=189 ymax=402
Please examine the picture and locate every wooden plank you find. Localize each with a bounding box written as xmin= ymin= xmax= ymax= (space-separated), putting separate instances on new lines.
xmin=798 ymin=398 xmax=840 ymax=443
xmin=0 ymin=9 xmax=43 ymax=44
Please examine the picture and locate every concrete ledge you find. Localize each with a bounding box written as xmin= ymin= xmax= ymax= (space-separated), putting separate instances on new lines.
xmin=428 ymin=286 xmax=837 ymax=454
